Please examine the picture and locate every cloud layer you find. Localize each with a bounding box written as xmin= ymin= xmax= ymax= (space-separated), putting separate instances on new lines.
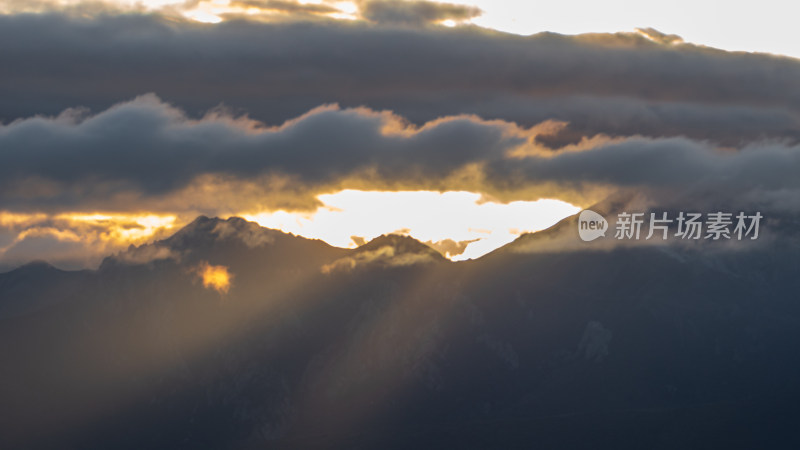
xmin=2 ymin=93 xmax=799 ymax=217
xmin=1 ymin=13 xmax=799 ymax=146
xmin=2 ymin=11 xmax=800 ymax=267
xmin=358 ymin=0 xmax=481 ymax=25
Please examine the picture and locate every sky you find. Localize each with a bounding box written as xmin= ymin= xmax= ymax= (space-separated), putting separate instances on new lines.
xmin=1 ymin=0 xmax=799 ymax=269
xmin=467 ymin=0 xmax=799 ymax=58
xmin=243 ymin=191 xmax=579 ymax=260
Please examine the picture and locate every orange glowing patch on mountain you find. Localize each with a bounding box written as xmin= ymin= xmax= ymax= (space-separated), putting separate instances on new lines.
xmin=194 ymin=261 xmax=233 ymax=294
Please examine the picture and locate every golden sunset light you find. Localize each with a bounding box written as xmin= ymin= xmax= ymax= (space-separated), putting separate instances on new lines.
xmin=0 ymin=211 xmax=177 ymax=268
xmin=60 ymin=213 xmax=178 ymax=241
xmin=243 ymin=190 xmax=580 ymax=260
xmin=0 ymin=193 xmax=578 ymax=268
xmin=3 ymin=1 xmax=800 ymax=447
xmin=193 ymin=261 xmax=233 ymax=294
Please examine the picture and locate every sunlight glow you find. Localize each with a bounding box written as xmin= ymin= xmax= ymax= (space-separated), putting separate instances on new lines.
xmin=193 ymin=261 xmax=233 ymax=294
xmin=0 ymin=196 xmax=577 ymax=267
xmin=243 ymin=190 xmax=580 ymax=260
xmin=334 ymin=1 xmax=358 ymax=15
xmin=0 ymin=211 xmax=178 ymax=268
xmin=55 ymin=213 xmax=177 ymax=242
xmin=184 ymin=8 xmax=223 ymax=24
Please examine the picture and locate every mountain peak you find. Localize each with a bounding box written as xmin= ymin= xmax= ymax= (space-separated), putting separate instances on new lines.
xmin=162 ymin=216 xmax=280 ymax=250
xmin=2 ymin=260 xmax=60 ymax=275
xmin=493 ymin=193 xmax=644 ymax=256
xmin=359 ymin=234 xmax=446 ymax=260
xmin=322 ymin=233 xmax=446 ymax=273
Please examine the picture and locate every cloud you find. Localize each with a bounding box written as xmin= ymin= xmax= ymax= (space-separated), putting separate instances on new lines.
xmin=2 ymin=94 xmax=800 ymax=221
xmin=634 ymin=27 xmax=683 ymax=45
xmin=0 ymin=211 xmax=178 ymax=269
xmin=0 ymin=230 xmax=89 ymax=270
xmin=2 ymin=11 xmax=800 ymax=266
xmin=357 ymin=0 xmax=481 ymax=26
xmin=191 ymin=261 xmax=233 ymax=294
xmin=112 ymin=244 xmax=179 ymax=265
xmin=496 ymin=137 xmax=800 ymax=206
xmin=0 ymin=95 xmax=527 ymax=212
xmin=321 ymin=241 xmax=439 ymax=273
xmin=229 ymin=0 xmax=340 ymax=15
xmin=1 ymin=13 xmax=799 ymax=147
xmin=424 ymin=238 xmax=478 ymax=258
xmin=0 ymin=0 xmax=134 ymax=16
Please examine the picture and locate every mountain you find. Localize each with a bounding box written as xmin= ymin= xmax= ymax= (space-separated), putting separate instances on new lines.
xmin=1 ymin=216 xmax=800 ymax=449
xmin=322 ymin=233 xmax=447 ymax=273
xmin=0 ymin=261 xmax=91 ymax=319
xmin=104 ymin=215 xmax=349 ymax=269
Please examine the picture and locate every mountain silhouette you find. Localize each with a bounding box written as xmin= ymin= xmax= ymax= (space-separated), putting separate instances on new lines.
xmin=1 ymin=216 xmax=800 ymax=449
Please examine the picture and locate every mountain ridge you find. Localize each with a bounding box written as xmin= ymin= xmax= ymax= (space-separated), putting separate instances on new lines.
xmin=1 ymin=212 xmax=800 ymax=448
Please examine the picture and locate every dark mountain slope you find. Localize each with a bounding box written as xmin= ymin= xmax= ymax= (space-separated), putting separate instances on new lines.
xmin=1 ymin=216 xmax=800 ymax=449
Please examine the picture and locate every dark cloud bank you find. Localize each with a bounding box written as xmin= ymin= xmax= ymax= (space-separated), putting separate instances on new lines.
xmin=0 ymin=11 xmax=799 ymax=216
xmin=1 ymin=12 xmax=799 ymax=144
xmin=1 ymin=93 xmax=800 ymax=215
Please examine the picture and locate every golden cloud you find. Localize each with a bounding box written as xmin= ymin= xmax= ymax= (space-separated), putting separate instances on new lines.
xmin=192 ymin=261 xmax=233 ymax=294
xmin=0 ymin=211 xmax=178 ymax=269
